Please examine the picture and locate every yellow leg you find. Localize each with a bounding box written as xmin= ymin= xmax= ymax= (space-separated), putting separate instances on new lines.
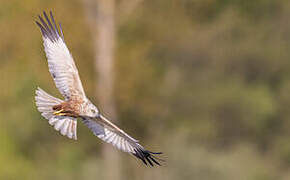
xmin=56 ymin=113 xmax=67 ymax=116
xmin=53 ymin=109 xmax=64 ymax=115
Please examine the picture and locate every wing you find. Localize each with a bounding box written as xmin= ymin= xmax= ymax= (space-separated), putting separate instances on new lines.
xmin=35 ymin=87 xmax=77 ymax=140
xmin=35 ymin=11 xmax=86 ymax=100
xmin=82 ymin=115 xmax=163 ymax=166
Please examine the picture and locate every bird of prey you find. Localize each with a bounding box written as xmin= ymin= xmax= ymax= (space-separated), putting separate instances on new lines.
xmin=35 ymin=11 xmax=162 ymax=166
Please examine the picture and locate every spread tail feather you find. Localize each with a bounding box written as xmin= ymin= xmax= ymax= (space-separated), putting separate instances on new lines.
xmin=35 ymin=87 xmax=77 ymax=140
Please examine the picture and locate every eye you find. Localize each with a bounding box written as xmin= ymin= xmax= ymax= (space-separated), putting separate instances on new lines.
xmin=91 ymin=109 xmax=96 ymax=114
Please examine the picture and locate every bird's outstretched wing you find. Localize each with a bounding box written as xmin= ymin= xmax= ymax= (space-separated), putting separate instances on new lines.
xmin=35 ymin=87 xmax=78 ymax=140
xmin=82 ymin=115 xmax=163 ymax=166
xmin=35 ymin=11 xmax=86 ymax=100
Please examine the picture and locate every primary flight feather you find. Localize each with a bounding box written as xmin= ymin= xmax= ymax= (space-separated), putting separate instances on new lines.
xmin=35 ymin=11 xmax=162 ymax=166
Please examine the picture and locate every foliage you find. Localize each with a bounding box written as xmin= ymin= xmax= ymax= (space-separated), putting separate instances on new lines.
xmin=1 ymin=0 xmax=290 ymax=179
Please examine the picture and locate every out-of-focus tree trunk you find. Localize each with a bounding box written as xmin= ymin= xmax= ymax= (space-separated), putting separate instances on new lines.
xmin=83 ymin=0 xmax=121 ymax=180
xmin=82 ymin=0 xmax=144 ymax=179
xmin=95 ymin=1 xmax=120 ymax=180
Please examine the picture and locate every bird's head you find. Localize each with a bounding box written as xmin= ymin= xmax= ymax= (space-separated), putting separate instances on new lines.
xmin=85 ymin=100 xmax=100 ymax=118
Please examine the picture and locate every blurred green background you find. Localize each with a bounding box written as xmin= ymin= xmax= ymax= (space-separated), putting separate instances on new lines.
xmin=1 ymin=0 xmax=290 ymax=179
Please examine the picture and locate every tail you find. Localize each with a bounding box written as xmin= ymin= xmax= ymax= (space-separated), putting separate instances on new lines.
xmin=35 ymin=87 xmax=77 ymax=140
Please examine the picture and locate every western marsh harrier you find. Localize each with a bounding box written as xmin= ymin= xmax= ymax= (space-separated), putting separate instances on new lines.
xmin=35 ymin=11 xmax=162 ymax=166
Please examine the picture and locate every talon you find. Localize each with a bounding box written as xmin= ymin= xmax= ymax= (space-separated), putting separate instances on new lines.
xmin=53 ymin=109 xmax=64 ymax=115
xmin=57 ymin=113 xmax=67 ymax=116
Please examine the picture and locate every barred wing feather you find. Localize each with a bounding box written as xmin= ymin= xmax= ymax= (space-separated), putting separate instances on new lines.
xmin=36 ymin=11 xmax=86 ymax=100
xmin=35 ymin=87 xmax=77 ymax=140
xmin=82 ymin=115 xmax=163 ymax=166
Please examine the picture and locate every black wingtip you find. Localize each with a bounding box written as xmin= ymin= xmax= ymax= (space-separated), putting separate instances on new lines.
xmin=35 ymin=10 xmax=63 ymax=42
xmin=35 ymin=20 xmax=47 ymax=37
xmin=133 ymin=148 xmax=164 ymax=167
